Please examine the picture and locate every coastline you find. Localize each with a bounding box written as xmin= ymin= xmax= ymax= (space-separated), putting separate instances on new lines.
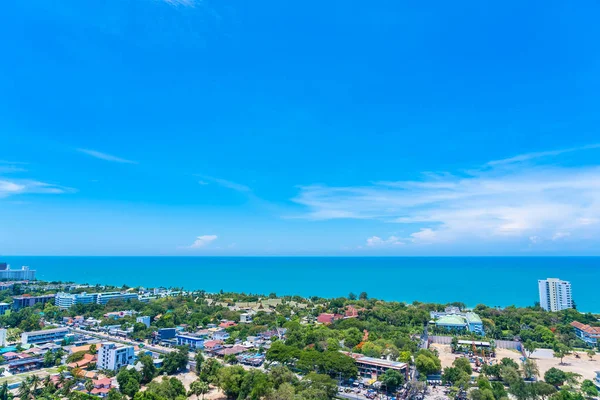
xmin=2 ymin=256 xmax=599 ymax=313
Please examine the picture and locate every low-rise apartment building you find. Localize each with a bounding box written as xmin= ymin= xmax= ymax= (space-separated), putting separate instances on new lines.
xmin=55 ymin=292 xmax=99 ymax=309
xmin=21 ymin=327 xmax=69 ymax=345
xmin=176 ymin=333 xmax=204 ymax=349
xmin=571 ymin=321 xmax=600 ymax=346
xmin=12 ymin=294 xmax=55 ymax=311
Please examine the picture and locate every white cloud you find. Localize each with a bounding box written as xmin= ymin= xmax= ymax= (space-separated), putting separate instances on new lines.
xmin=189 ymin=235 xmax=218 ymax=248
xmin=0 ymin=179 xmax=73 ymax=198
xmin=77 ymin=149 xmax=137 ymax=164
xmin=552 ymin=232 xmax=571 ymax=241
xmin=163 ymin=0 xmax=198 ymax=6
xmin=196 ymin=175 xmax=251 ymax=192
xmin=366 ymin=236 xmax=403 ymax=247
xmin=292 ymin=145 xmax=600 ymax=247
xmin=410 ymin=228 xmax=437 ymax=243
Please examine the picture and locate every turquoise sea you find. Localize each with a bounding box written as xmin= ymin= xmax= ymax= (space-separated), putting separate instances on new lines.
xmin=1 ymin=257 xmax=598 ymax=312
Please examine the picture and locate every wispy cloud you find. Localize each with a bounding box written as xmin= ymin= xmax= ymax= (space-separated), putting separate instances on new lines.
xmin=188 ymin=235 xmax=218 ymax=248
xmin=196 ymin=176 xmax=251 ymax=192
xmin=365 ymin=236 xmax=403 ymax=247
xmin=77 ymin=149 xmax=137 ymax=164
xmin=162 ymin=0 xmax=198 ymax=7
xmin=0 ymin=179 xmax=74 ymax=198
xmin=293 ymin=144 xmax=600 ymax=246
xmin=486 ymin=143 xmax=600 ymax=166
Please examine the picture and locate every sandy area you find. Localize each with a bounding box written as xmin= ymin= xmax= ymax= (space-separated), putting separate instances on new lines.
xmin=150 ymin=372 xmax=226 ymax=400
xmin=430 ymin=343 xmax=600 ymax=382
xmin=530 ymin=350 xmax=600 ymax=382
xmin=429 ymin=344 xmax=521 ymax=370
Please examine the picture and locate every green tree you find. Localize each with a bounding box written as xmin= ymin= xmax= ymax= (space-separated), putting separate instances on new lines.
xmin=415 ymin=350 xmax=441 ymax=376
xmin=89 ymin=344 xmax=98 ymax=355
xmin=239 ymin=369 xmax=272 ymax=400
xmin=581 ymin=380 xmax=599 ymax=398
xmin=107 ymin=389 xmax=125 ymax=400
xmin=359 ymin=292 xmax=368 ymax=300
xmin=469 ymin=388 xmax=495 ymax=400
xmin=267 ymin=382 xmax=295 ymax=400
xmin=553 ymin=344 xmax=569 ymax=365
xmin=139 ymin=355 xmax=158 ymax=384
xmin=0 ymin=381 xmax=10 ymax=400
xmin=381 ymin=369 xmax=404 ymax=393
xmin=453 ymin=357 xmax=473 ymax=375
xmin=586 ymin=350 xmax=595 ymax=361
xmin=348 ymin=293 xmax=357 ymax=301
xmin=217 ymin=366 xmax=246 ymax=399
xmin=85 ymin=379 xmax=94 ymax=394
xmin=189 ymin=380 xmax=209 ymax=400
xmin=524 ymin=340 xmax=537 ymax=358
xmin=544 ymin=368 xmax=568 ymax=387
xmin=442 ymin=367 xmax=470 ymax=387
xmin=195 ymin=352 xmax=205 ymax=375
xmin=298 ymin=373 xmax=337 ymax=400
xmin=522 ymin=358 xmax=540 ymax=380
xmin=161 ymin=346 xmax=188 ymax=375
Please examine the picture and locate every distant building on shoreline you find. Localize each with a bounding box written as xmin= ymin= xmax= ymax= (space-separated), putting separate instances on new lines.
xmin=538 ymin=278 xmax=573 ymax=311
xmin=0 ymin=264 xmax=35 ymax=281
xmin=55 ymin=291 xmax=139 ymax=309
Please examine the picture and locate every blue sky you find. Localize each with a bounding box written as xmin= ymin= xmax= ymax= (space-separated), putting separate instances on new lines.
xmin=2 ymin=0 xmax=600 ymax=255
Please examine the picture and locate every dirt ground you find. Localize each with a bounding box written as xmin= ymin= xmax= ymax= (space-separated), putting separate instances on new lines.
xmin=428 ymin=343 xmax=523 ymax=370
xmin=160 ymin=372 xmax=226 ymax=400
xmin=430 ymin=343 xmax=600 ymax=382
xmin=530 ymin=349 xmax=600 ymax=382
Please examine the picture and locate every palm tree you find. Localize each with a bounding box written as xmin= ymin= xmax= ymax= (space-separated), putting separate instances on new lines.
xmin=522 ymin=359 xmax=539 ymax=380
xmin=85 ymin=379 xmax=95 ymax=394
xmin=0 ymin=381 xmax=10 ymax=400
xmin=587 ymin=350 xmax=596 ymax=361
xmin=17 ymin=380 xmax=31 ymax=399
xmin=29 ymin=374 xmax=41 ymax=394
xmin=189 ymin=380 xmax=210 ymax=400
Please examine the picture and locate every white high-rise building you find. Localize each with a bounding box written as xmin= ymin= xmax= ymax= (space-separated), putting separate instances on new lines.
xmin=538 ymin=278 xmax=573 ymax=311
xmin=97 ymin=342 xmax=135 ymax=371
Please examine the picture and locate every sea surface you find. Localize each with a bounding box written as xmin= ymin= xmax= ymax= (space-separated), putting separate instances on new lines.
xmin=2 ymin=257 xmax=598 ymax=312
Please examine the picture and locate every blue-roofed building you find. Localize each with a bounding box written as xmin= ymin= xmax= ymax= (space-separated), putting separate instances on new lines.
xmin=176 ymin=333 xmax=204 ymax=349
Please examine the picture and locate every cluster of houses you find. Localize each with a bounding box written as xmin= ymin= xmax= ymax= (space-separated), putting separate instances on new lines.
xmin=156 ymin=321 xmax=287 ymax=367
xmin=316 ymin=305 xmax=363 ymax=324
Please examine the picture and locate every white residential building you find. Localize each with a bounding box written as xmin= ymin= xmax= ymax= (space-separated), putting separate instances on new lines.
xmin=538 ymin=278 xmax=573 ymax=311
xmin=21 ymin=327 xmax=69 ymax=345
xmin=97 ymin=343 xmax=135 ymax=371
xmin=55 ymin=292 xmax=99 ymax=309
xmin=0 ymin=328 xmax=6 ymax=347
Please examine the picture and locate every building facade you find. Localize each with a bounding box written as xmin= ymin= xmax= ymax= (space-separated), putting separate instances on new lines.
xmin=0 ymin=265 xmax=36 ymax=280
xmin=96 ymin=292 xmax=139 ymax=305
xmin=55 ymin=292 xmax=100 ymax=309
xmin=570 ymin=321 xmax=600 ymax=346
xmin=0 ymin=303 xmax=10 ymax=315
xmin=21 ymin=327 xmax=69 ymax=345
xmin=538 ymin=278 xmax=573 ymax=311
xmin=136 ymin=316 xmax=151 ymax=328
xmin=176 ymin=333 xmax=204 ymax=349
xmin=12 ymin=294 xmax=55 ymax=310
xmin=97 ymin=343 xmax=135 ymax=371
xmin=342 ymin=352 xmax=408 ymax=380
xmin=430 ymin=308 xmax=484 ymax=335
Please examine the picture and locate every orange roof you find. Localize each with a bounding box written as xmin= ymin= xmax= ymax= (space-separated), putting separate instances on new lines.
xmin=571 ymin=321 xmax=600 ymax=336
xmin=67 ymin=353 xmax=97 ymax=369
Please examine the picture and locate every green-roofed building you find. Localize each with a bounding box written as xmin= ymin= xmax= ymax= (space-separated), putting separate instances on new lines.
xmin=431 ymin=309 xmax=484 ymax=335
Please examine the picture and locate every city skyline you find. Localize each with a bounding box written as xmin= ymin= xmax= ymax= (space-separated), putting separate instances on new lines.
xmin=2 ymin=1 xmax=600 ymax=255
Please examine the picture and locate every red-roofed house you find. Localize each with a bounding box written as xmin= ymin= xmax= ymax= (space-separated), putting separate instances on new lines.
xmin=571 ymin=321 xmax=600 ymax=346
xmin=219 ymin=321 xmax=237 ymax=329
xmin=204 ymin=340 xmax=224 ymax=352
xmin=345 ymin=306 xmax=360 ymax=318
xmin=317 ymin=313 xmax=343 ymax=325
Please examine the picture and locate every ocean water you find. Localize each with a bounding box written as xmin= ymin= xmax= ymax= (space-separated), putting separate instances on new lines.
xmin=1 ymin=257 xmax=598 ymax=312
